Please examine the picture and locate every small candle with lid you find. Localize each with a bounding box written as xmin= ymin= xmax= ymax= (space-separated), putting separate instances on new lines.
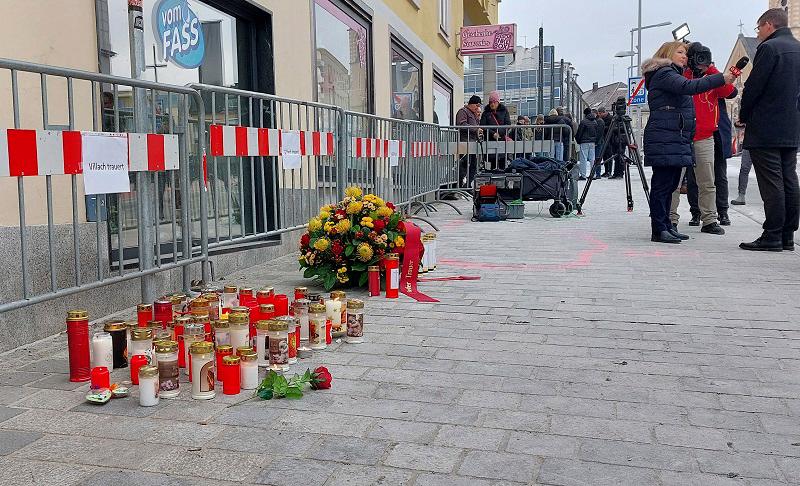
xmin=239 ymin=351 xmax=259 ymax=389
xmin=221 ymin=285 xmax=239 ymax=310
xmin=346 ymin=299 xmax=365 ymax=344
xmin=138 ymin=365 xmax=159 ymax=406
xmin=222 ymin=355 xmax=241 ymax=395
xmin=137 ymin=304 xmax=152 ymax=328
xmin=91 ymin=332 xmax=113 ymax=371
xmin=190 ymin=341 xmax=215 ymax=400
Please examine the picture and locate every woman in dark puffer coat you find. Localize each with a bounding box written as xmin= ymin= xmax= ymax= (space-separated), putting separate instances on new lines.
xmin=642 ymin=41 xmax=733 ymax=243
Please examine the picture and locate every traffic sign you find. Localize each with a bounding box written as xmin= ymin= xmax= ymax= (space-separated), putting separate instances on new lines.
xmin=628 ymin=77 xmax=647 ymax=105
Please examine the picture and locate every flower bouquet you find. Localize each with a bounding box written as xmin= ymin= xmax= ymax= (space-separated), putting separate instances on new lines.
xmin=299 ymin=186 xmax=405 ymax=290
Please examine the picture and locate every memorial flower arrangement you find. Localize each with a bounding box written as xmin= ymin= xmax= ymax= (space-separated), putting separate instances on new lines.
xmin=255 ymin=367 xmax=332 ymax=400
xmin=299 ymin=186 xmax=406 ymax=290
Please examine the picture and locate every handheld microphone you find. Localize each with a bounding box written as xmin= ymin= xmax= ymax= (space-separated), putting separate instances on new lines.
xmin=730 ymin=57 xmax=749 ymax=77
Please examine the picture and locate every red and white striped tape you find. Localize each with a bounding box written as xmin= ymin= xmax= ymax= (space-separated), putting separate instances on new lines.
xmin=208 ymin=125 xmax=335 ymax=157
xmin=0 ymin=129 xmax=179 ymax=177
xmin=351 ymin=138 xmax=405 ymax=158
xmin=410 ymin=141 xmax=440 ymax=158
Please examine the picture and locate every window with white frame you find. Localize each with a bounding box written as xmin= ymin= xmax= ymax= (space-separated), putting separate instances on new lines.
xmin=439 ymin=0 xmax=450 ymax=39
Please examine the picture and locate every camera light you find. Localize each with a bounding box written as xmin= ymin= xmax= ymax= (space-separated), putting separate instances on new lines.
xmin=672 ymin=23 xmax=691 ymax=41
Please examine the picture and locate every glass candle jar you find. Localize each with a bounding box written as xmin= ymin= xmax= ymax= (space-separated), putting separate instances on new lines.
xmin=368 ymin=265 xmax=380 ymax=297
xmin=138 ymin=365 xmax=160 ymax=407
xmin=308 ymin=293 xmax=322 ymax=304
xmin=192 ymin=313 xmax=212 ymax=343
xmin=190 ymin=341 xmax=215 ymax=400
xmin=130 ymin=328 xmax=154 ymax=365
xmin=384 ymin=254 xmax=400 ymax=299
xmin=222 ymin=285 xmax=239 ymax=310
xmin=268 ymin=319 xmax=290 ymax=371
xmin=66 ymin=310 xmax=91 ymax=382
xmin=137 ymin=303 xmax=153 ymax=328
xmin=293 ymin=299 xmax=310 ymax=341
xmin=346 ymin=299 xmax=365 ymax=344
xmin=202 ymin=293 xmax=221 ymax=320
xmin=171 ymin=294 xmax=188 ymax=315
xmin=154 ymin=299 xmax=173 ymax=327
xmin=239 ymin=288 xmax=255 ymax=307
xmin=240 ymin=351 xmax=259 ymax=390
xmin=236 ymin=346 xmax=254 ymax=357
xmin=228 ymin=312 xmax=250 ymax=351
xmin=183 ymin=323 xmax=205 ymax=378
xmin=103 ymin=321 xmax=128 ymax=369
xmin=273 ymin=294 xmax=289 ymax=316
xmin=255 ymin=320 xmax=271 ymax=368
xmin=327 ymin=292 xmax=345 ymax=337
xmin=129 ymin=354 xmax=148 ymax=385
xmin=90 ymin=366 xmax=110 ymax=389
xmin=308 ymin=303 xmax=327 ymax=350
xmin=91 ymin=331 xmax=114 ymax=371
xmin=173 ymin=315 xmax=191 ymax=368
xmin=213 ymin=320 xmax=230 ymax=347
xmin=259 ymin=304 xmax=275 ymax=323
xmin=222 ymin=355 xmax=241 ymax=395
xmin=294 ymin=286 xmax=308 ymax=300
xmin=125 ymin=321 xmax=138 ymax=362
xmin=215 ymin=344 xmax=233 ymax=381
xmin=257 ymin=287 xmax=274 ymax=305
xmin=155 ymin=341 xmax=179 ymax=398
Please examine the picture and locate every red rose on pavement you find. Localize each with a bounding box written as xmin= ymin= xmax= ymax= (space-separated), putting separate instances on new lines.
xmin=373 ymin=219 xmax=386 ymax=232
xmin=300 ymin=233 xmax=310 ymax=248
xmin=311 ymin=366 xmax=332 ymax=390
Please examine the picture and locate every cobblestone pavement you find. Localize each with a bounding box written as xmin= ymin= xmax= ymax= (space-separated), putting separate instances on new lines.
xmin=1 ymin=163 xmax=800 ymax=485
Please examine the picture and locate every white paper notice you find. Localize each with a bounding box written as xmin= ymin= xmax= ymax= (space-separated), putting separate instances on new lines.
xmin=82 ymin=132 xmax=130 ymax=195
xmin=389 ymin=140 xmax=400 ymax=167
xmin=281 ymin=130 xmax=301 ymax=170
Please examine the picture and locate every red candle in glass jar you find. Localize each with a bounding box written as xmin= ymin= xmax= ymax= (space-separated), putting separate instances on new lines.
xmin=259 ymin=304 xmax=275 ymax=322
xmin=90 ymin=366 xmax=110 ymax=389
xmin=368 ymin=265 xmax=380 ymax=297
xmin=273 ymin=294 xmax=289 ymax=316
xmin=137 ymin=304 xmax=153 ymax=328
xmin=173 ymin=316 xmax=189 ymax=368
xmin=66 ymin=310 xmax=91 ymax=382
xmin=216 ymin=345 xmax=233 ymax=382
xmin=222 ymin=355 xmax=241 ymax=395
xmin=153 ymin=299 xmax=172 ymax=327
xmin=294 ymin=286 xmax=308 ymax=301
xmin=384 ymin=254 xmax=400 ymax=299
xmin=294 ymin=320 xmax=301 ymax=350
xmin=256 ymin=287 xmax=274 ymax=305
xmin=239 ymin=288 xmax=255 ymax=307
xmin=326 ymin=319 xmax=332 ymax=345
xmin=129 ymin=354 xmax=148 ymax=385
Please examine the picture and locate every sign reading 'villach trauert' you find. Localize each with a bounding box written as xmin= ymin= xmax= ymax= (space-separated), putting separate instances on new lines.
xmin=459 ymin=24 xmax=516 ymax=56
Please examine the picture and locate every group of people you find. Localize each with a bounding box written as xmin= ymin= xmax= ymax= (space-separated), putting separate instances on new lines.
xmin=643 ymin=7 xmax=800 ymax=250
xmin=574 ymin=106 xmax=626 ymax=181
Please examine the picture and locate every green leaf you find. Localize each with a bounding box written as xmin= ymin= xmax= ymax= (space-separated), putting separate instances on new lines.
xmin=303 ymin=267 xmax=316 ymax=278
xmin=285 ymin=386 xmax=304 ymax=399
xmin=353 ymin=225 xmax=361 ymax=233
xmin=352 ymin=263 xmax=367 ymax=272
xmin=387 ymin=231 xmax=397 ymax=242
xmin=273 ymin=375 xmax=289 ymax=397
xmin=259 ymin=370 xmax=277 ymax=390
xmin=303 ymin=369 xmax=313 ymax=381
xmin=389 ymin=213 xmax=401 ymax=226
xmin=323 ymin=272 xmax=337 ymax=291
xmin=358 ymin=271 xmax=369 ymax=287
xmin=257 ymin=389 xmax=273 ymax=400
xmin=345 ymin=245 xmax=354 ymax=257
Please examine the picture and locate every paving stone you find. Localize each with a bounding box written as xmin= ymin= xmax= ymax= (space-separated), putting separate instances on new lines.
xmin=457 ymin=390 xmax=522 ymax=410
xmin=213 ymin=425 xmax=319 ymax=456
xmin=144 ymin=447 xmax=268 ymax=482
xmin=578 ymin=438 xmax=696 ymax=472
xmin=326 ymin=464 xmax=414 ymax=486
xmin=411 ymin=473 xmax=496 ymax=486
xmin=254 ymin=457 xmax=335 ymax=485
xmin=433 ymin=425 xmax=506 ymax=451
xmin=154 ymin=400 xmax=231 ymax=423
xmin=505 ymin=432 xmax=579 ymax=458
xmin=210 ymin=403 xmax=287 ymax=427
xmin=654 ymin=424 xmax=730 ymax=451
xmin=0 ymin=405 xmax=24 ymax=424
xmin=373 ymin=383 xmax=461 ymax=404
xmin=0 ymin=428 xmax=42 ymax=455
xmin=0 ymin=386 xmax=37 ymax=405
xmin=778 ymin=457 xmax=800 ymax=484
xmin=550 ymin=415 xmax=652 ymax=443
xmin=366 ymin=418 xmax=439 ymax=443
xmin=0 ymin=371 xmax=47 ymax=386
xmin=415 ymin=403 xmax=482 ymax=426
xmin=537 ymin=458 xmax=660 ymax=486
xmin=479 ymin=410 xmax=549 ymax=433
xmin=384 ymin=443 xmax=462 ymax=473
xmin=27 ymin=373 xmax=86 ymax=390
xmin=14 ymin=434 xmax=181 ymax=469
xmin=10 ymin=388 xmax=85 ymax=411
xmin=77 ymin=470 xmax=238 ymax=486
xmin=271 ymin=410 xmax=374 ymax=437
xmin=457 ymin=450 xmax=538 ymax=483
xmin=306 ymin=435 xmax=390 ymax=466
xmin=695 ymin=450 xmax=781 ymax=480
xmin=143 ymin=421 xmax=226 ymax=447
xmin=0 ymin=457 xmax=99 ymax=486
xmin=659 ymin=471 xmax=748 ymax=486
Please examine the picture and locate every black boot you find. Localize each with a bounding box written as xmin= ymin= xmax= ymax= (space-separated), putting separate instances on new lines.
xmin=719 ymin=210 xmax=731 ymax=226
xmin=652 ymin=230 xmax=682 ymax=244
xmin=784 ymin=235 xmax=795 ymax=251
xmin=740 ymin=237 xmax=782 ymax=252
xmin=701 ymin=222 xmax=725 ymax=235
xmin=688 ymin=214 xmax=701 ymax=226
xmin=669 ymin=225 xmax=690 ymax=240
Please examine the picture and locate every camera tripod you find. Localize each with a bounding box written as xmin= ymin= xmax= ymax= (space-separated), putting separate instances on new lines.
xmin=577 ymin=111 xmax=650 ymax=213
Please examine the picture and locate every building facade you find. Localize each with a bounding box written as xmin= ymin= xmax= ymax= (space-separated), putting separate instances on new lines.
xmin=769 ymin=0 xmax=800 ymax=38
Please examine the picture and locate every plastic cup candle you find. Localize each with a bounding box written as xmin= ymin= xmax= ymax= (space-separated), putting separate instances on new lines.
xmin=222 ymin=355 xmax=241 ymax=395
xmin=308 ymin=303 xmax=327 ymax=350
xmin=268 ymin=319 xmax=290 ymax=371
xmin=190 ymin=341 xmax=215 ymax=400
xmin=240 ymin=351 xmax=258 ymax=390
xmin=239 ymin=288 xmax=255 ymax=307
xmin=255 ymin=320 xmax=271 ymax=368
xmin=384 ymin=254 xmax=400 ymax=299
xmin=155 ymin=341 xmax=180 ymax=398
xmin=257 ymin=287 xmax=275 ymax=305
xmin=173 ymin=316 xmax=191 ymax=368
xmin=138 ymin=365 xmax=160 ymax=407
xmin=182 ymin=323 xmax=205 ymax=378
xmin=259 ymin=304 xmax=275 ymax=322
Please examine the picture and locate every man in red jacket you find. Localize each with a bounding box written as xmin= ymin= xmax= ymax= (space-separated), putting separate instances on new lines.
xmin=670 ymin=44 xmax=735 ymax=235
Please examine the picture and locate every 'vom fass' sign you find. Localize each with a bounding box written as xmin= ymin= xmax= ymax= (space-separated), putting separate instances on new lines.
xmin=153 ymin=0 xmax=205 ymax=69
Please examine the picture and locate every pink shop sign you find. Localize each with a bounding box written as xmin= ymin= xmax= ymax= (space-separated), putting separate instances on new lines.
xmin=459 ymin=24 xmax=516 ymax=56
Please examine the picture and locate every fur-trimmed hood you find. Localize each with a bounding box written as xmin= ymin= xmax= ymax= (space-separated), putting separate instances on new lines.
xmin=641 ymin=57 xmax=674 ymax=75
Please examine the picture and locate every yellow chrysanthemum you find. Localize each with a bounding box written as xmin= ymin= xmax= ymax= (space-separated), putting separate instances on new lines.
xmin=376 ymin=206 xmax=393 ymax=218
xmin=360 ymin=217 xmax=374 ymax=229
xmin=324 ymin=221 xmax=336 ymax=233
xmin=319 ymin=210 xmax=331 ymax=220
xmin=344 ymin=186 xmax=363 ymax=198
xmin=346 ymin=201 xmax=363 ymax=214
xmin=336 ymin=219 xmax=351 ymax=233
xmin=373 ymin=196 xmax=385 ymax=207
xmin=394 ymin=236 xmax=405 ymax=247
xmin=337 ymin=274 xmax=349 ymax=284
xmin=337 ymin=267 xmax=348 ymax=274
xmin=357 ymin=242 xmax=374 ymax=262
xmin=308 ymin=218 xmax=322 ymax=232
xmin=314 ymin=237 xmax=330 ymax=251
xmin=298 ymin=254 xmax=306 ymax=263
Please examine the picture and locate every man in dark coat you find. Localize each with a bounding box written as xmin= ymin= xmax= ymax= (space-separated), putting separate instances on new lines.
xmin=575 ymin=108 xmax=601 ymax=180
xmin=592 ymin=109 xmax=605 ymax=179
xmin=738 ymin=8 xmax=800 ymax=251
xmin=596 ymin=108 xmax=615 ymax=177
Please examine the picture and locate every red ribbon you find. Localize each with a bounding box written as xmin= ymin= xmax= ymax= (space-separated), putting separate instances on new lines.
xmin=399 ymin=222 xmax=439 ymax=303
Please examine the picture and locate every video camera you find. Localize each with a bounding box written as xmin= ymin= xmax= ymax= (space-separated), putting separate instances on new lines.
xmin=612 ymin=96 xmax=627 ymax=117
xmin=687 ymin=42 xmax=713 ymax=72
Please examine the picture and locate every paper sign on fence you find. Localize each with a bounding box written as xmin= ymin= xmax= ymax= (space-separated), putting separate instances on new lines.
xmin=389 ymin=140 xmax=400 ymax=167
xmin=281 ymin=130 xmax=301 ymax=170
xmin=82 ymin=132 xmax=130 ymax=195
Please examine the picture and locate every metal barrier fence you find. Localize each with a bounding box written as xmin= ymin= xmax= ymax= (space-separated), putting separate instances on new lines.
xmin=0 ymin=58 xmax=578 ymax=314
xmin=0 ymin=58 xmax=207 ymax=313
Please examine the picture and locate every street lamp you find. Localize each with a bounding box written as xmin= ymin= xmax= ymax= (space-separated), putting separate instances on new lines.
xmin=631 ymin=21 xmax=672 ymax=76
xmin=615 ymin=50 xmax=637 ymax=79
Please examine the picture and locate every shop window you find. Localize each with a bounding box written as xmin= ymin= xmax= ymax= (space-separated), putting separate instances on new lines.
xmin=313 ymin=0 xmax=372 ymax=113
xmin=391 ymin=40 xmax=422 ymax=121
xmin=433 ymin=76 xmax=452 ymax=126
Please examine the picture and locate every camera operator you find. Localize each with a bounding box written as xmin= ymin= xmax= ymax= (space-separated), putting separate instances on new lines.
xmin=669 ymin=43 xmax=735 ymax=236
xmin=642 ymin=41 xmax=735 ymax=244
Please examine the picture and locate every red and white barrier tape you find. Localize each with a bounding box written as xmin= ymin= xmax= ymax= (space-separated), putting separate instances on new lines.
xmin=208 ymin=125 xmax=335 ymax=157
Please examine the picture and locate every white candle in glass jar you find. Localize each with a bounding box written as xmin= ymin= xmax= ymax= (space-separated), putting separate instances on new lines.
xmin=91 ymin=332 xmax=114 ymax=371
xmin=325 ymin=299 xmax=341 ymax=330
xmin=138 ymin=365 xmax=160 ymax=407
xmin=240 ymin=351 xmax=259 ymax=389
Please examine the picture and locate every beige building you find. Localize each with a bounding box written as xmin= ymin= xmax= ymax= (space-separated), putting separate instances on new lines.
xmin=769 ymin=0 xmax=800 ymax=38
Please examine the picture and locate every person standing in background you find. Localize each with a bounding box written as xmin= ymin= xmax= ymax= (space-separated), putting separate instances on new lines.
xmin=738 ymin=8 xmax=800 ymax=251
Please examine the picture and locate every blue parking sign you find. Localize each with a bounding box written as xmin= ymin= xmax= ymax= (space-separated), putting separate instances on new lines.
xmin=628 ymin=77 xmax=647 ymax=105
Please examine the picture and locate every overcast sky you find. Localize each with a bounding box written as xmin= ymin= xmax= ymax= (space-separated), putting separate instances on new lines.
xmin=499 ymin=0 xmax=768 ymax=88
